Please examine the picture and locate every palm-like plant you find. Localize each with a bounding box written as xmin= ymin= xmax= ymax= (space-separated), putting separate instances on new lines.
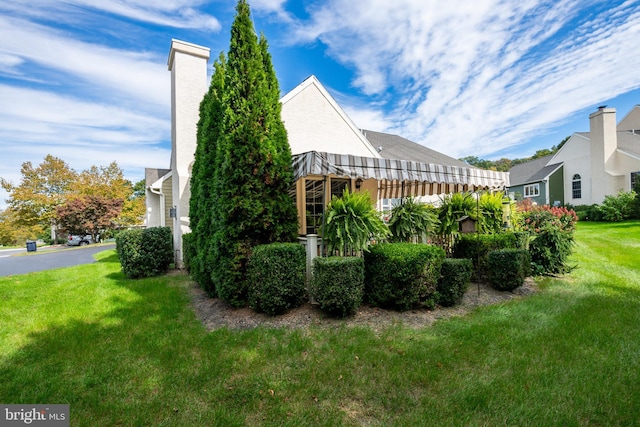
xmin=324 ymin=189 xmax=390 ymax=256
xmin=478 ymin=191 xmax=504 ymax=234
xmin=388 ymin=197 xmax=439 ymax=243
xmin=437 ymin=192 xmax=478 ymax=237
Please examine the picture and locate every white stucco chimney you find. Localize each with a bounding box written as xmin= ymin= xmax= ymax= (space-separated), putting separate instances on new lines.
xmin=589 ymin=106 xmax=617 ymax=203
xmin=168 ymin=39 xmax=210 ymax=266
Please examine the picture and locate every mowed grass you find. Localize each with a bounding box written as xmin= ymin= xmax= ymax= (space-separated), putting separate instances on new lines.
xmin=1 ymin=222 xmax=640 ymax=426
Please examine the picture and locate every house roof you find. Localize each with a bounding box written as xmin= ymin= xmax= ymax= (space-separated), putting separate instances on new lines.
xmin=145 ymin=168 xmax=171 ymax=185
xmin=362 ymin=129 xmax=471 ymax=168
xmin=508 ymin=155 xmax=562 ymax=187
xmin=617 ymin=131 xmax=640 ymax=158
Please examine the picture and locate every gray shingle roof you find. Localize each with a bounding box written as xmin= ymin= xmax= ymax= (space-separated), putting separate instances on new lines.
xmin=508 ymin=155 xmax=562 ymax=186
xmin=362 ymin=129 xmax=472 ymax=168
xmin=617 ymin=131 xmax=640 ymax=158
xmin=145 ymin=168 xmax=171 ymax=185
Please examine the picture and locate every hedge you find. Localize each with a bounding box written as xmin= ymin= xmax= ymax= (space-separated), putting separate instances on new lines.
xmin=364 ymin=243 xmax=445 ymax=311
xmin=116 ymin=227 xmax=173 ymax=279
xmin=246 ymin=243 xmax=306 ymax=316
xmin=311 ymin=257 xmax=365 ymax=317
xmin=437 ymin=258 xmax=473 ymax=307
xmin=452 ymin=233 xmax=517 ymax=281
xmin=486 ymin=249 xmax=531 ymax=291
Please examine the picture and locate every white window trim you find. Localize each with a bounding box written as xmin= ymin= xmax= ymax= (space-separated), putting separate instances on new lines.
xmin=524 ymin=183 xmax=540 ymax=198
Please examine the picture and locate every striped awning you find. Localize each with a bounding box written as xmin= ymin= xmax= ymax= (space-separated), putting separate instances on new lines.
xmin=292 ymin=151 xmax=510 ymax=199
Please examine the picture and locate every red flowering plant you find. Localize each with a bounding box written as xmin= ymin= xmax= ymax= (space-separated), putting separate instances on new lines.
xmin=517 ymin=203 xmax=578 ymax=275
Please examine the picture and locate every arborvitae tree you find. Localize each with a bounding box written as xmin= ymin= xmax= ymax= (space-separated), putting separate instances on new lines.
xmin=207 ymin=0 xmax=298 ymax=306
xmin=189 ymin=53 xmax=226 ymax=295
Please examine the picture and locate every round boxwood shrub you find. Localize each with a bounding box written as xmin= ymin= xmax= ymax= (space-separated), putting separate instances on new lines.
xmin=116 ymin=227 xmax=173 ymax=279
xmin=247 ymin=243 xmax=306 ymax=316
xmin=486 ymin=249 xmax=531 ymax=291
xmin=437 ymin=258 xmax=473 ymax=307
xmin=452 ymin=233 xmax=517 ymax=281
xmin=311 ymin=256 xmax=365 ymax=317
xmin=364 ymin=243 xmax=445 ymax=311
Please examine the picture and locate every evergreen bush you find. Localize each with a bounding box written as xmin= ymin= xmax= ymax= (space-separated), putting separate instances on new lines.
xmin=437 ymin=258 xmax=473 ymax=307
xmin=247 ymin=243 xmax=306 ymax=316
xmin=364 ymin=243 xmax=445 ymax=311
xmin=487 ymin=249 xmax=531 ymax=291
xmin=311 ymin=257 xmax=365 ymax=317
xmin=452 ymin=233 xmax=517 ymax=281
xmin=182 ymin=232 xmax=194 ymax=273
xmin=116 ymin=227 xmax=173 ymax=279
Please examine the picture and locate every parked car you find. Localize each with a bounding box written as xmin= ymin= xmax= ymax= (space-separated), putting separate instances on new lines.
xmin=67 ymin=235 xmax=95 ymax=246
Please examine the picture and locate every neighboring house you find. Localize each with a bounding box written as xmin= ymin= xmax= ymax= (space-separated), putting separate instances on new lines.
xmin=508 ymin=105 xmax=640 ymax=206
xmin=147 ymin=39 xmax=509 ymax=266
xmin=507 ymin=155 xmax=563 ymax=206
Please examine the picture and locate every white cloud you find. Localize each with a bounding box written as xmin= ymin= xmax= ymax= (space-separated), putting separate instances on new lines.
xmin=285 ymin=0 xmax=640 ymax=158
xmin=0 ymin=0 xmax=221 ymax=30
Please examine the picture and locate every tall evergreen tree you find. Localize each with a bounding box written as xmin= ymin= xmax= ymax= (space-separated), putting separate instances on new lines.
xmin=202 ymin=0 xmax=298 ymax=306
xmin=189 ymin=53 xmax=226 ymax=295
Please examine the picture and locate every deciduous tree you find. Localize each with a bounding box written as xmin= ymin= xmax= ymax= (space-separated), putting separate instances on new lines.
xmin=56 ymin=195 xmax=123 ymax=242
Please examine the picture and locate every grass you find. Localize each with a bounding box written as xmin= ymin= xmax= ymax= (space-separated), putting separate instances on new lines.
xmin=1 ymin=221 xmax=640 ymax=425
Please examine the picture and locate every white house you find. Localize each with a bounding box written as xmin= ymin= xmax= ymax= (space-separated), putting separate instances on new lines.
xmin=510 ymin=105 xmax=640 ymax=207
xmin=147 ymin=39 xmax=509 ymax=266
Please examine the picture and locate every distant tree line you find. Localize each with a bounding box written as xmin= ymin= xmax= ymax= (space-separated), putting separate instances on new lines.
xmin=460 ymin=136 xmax=570 ymax=172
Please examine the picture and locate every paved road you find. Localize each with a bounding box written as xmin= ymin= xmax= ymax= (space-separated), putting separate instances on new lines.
xmin=0 ymin=244 xmax=116 ymax=277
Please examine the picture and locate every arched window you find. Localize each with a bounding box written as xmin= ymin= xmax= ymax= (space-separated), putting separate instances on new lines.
xmin=572 ymin=174 xmax=581 ymax=199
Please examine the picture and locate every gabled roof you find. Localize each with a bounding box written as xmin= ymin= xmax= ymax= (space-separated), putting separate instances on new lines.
xmin=616 ymin=131 xmax=640 ymax=159
xmin=280 ymin=75 xmax=381 ymax=158
xmin=508 ymin=155 xmax=562 ymax=187
xmin=362 ymin=129 xmax=471 ymax=168
xmin=145 ymin=168 xmax=171 ymax=187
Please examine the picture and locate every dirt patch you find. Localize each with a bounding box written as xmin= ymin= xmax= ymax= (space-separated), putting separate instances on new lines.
xmin=189 ymin=278 xmax=537 ymax=332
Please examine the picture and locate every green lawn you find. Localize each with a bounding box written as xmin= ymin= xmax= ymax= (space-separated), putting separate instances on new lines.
xmin=1 ymin=221 xmax=640 ymax=426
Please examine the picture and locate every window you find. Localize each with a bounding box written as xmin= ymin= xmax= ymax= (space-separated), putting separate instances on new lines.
xmin=524 ymin=183 xmax=540 ymax=198
xmin=330 ymin=178 xmax=350 ymax=199
xmin=572 ymin=174 xmax=581 ymax=199
xmin=632 ymin=172 xmax=640 ymax=190
xmin=305 ymin=179 xmax=324 ymax=235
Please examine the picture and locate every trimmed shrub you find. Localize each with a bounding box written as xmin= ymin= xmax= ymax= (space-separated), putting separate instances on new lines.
xmin=364 ymin=243 xmax=445 ymax=311
xmin=437 ymin=258 xmax=473 ymax=307
xmin=247 ymin=243 xmax=306 ymax=316
xmin=597 ymin=191 xmax=637 ymax=221
xmin=452 ymin=233 xmax=517 ymax=281
xmin=487 ymin=249 xmax=531 ymax=291
xmin=116 ymin=227 xmax=173 ymax=279
xmin=311 ymin=257 xmax=365 ymax=317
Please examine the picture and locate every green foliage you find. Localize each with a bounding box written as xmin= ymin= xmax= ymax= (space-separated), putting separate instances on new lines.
xmin=597 ymin=191 xmax=637 ymax=222
xmin=189 ymin=53 xmax=226 ymax=294
xmin=182 ymin=232 xmax=194 ymax=273
xmin=437 ymin=192 xmax=477 ymax=237
xmin=324 ymin=190 xmax=390 ymax=256
xmin=116 ymin=227 xmax=173 ymax=279
xmin=478 ymin=192 xmax=504 ymax=234
xmin=452 ymin=233 xmax=517 ymax=280
xmin=388 ymin=197 xmax=438 ymax=243
xmin=486 ymin=249 xmax=531 ymax=291
xmin=364 ymin=243 xmax=445 ymax=311
xmin=247 ymin=243 xmax=306 ymax=316
xmin=520 ymin=205 xmax=577 ymax=275
xmin=191 ymin=1 xmax=298 ymax=306
xmin=311 ymin=256 xmax=365 ymax=317
xmin=437 ymin=258 xmax=473 ymax=307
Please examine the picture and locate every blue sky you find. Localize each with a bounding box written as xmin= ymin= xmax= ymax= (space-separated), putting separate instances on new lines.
xmin=1 ymin=0 xmax=640 ymax=209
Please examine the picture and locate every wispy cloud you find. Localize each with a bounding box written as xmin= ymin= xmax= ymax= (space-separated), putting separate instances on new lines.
xmin=286 ymin=0 xmax=640 ymax=158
